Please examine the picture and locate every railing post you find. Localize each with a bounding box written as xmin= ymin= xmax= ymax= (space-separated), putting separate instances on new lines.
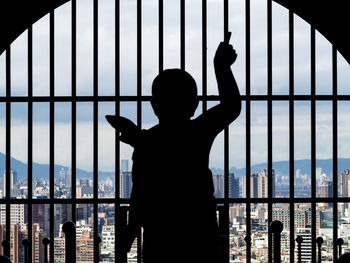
xmin=316 ymin=236 xmax=323 ymax=263
xmin=270 ymin=220 xmax=283 ymax=263
xmin=62 ymin=221 xmax=76 ymax=263
xmin=2 ymin=240 xmax=10 ymax=258
xmin=244 ymin=235 xmax=251 ymax=263
xmin=336 ymin=238 xmax=344 ymax=258
xmin=296 ymin=236 xmax=303 ymax=263
xmin=22 ymin=239 xmax=30 ymax=263
xmin=42 ymin=238 xmax=50 ymax=263
xmin=95 ymin=235 xmax=102 ymax=261
xmin=116 ymin=206 xmax=128 ymax=263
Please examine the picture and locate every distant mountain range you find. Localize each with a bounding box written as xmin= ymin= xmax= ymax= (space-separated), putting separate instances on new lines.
xmin=1 ymin=152 xmax=349 ymax=182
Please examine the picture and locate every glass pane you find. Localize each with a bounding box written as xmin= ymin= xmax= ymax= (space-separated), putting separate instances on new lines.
xmin=77 ymin=0 xmax=93 ymax=96
xmin=273 ymin=101 xmax=289 ymax=198
xmin=120 ymin=0 xmax=137 ymax=96
xmin=54 ymin=102 xmax=72 ymax=198
xmin=229 ymin=0 xmax=246 ymax=95
xmin=338 ymin=102 xmax=350 ymax=198
xmin=272 ymin=2 xmax=288 ymax=95
xmin=99 ymin=203 xmax=115 ymax=262
xmin=251 ymin=203 xmax=268 ymax=261
xmin=163 ymin=0 xmax=180 ymax=69
xmin=0 ymin=52 xmax=5 ymax=96
xmin=337 ymin=202 xmax=349 ymax=253
xmin=99 ymin=102 xmax=115 ymax=198
xmin=33 ymin=103 xmax=50 ymax=198
xmin=11 ymin=31 xmax=28 ymax=96
xmin=0 ymin=103 xmax=5 ymax=198
xmin=294 ymin=14 xmax=310 ymax=95
xmin=229 ymin=101 xmax=245 ymax=198
xmin=272 ymin=203 xmax=290 ymax=262
xmin=207 ymin=0 xmax=223 ymax=96
xmin=11 ymin=103 xmax=28 ymax=198
xmin=142 ymin=0 xmax=158 ymax=96
xmin=251 ymin=0 xmax=267 ymax=95
xmin=250 ymin=102 xmax=267 ymax=198
xmin=229 ymin=203 xmax=246 ymax=261
xmin=33 ymin=14 xmax=50 ymax=96
xmin=294 ymin=203 xmax=312 ymax=262
xmin=294 ymin=102 xmax=311 ymax=197
xmin=77 ymin=102 xmax=93 ymax=198
xmin=98 ymin=0 xmax=115 ymax=96
xmin=316 ymin=203 xmax=333 ymax=262
xmin=55 ymin=2 xmax=72 ymax=96
xmin=316 ymin=101 xmax=332 ymax=198
xmin=10 ymin=204 xmax=27 ymax=263
xmin=55 ymin=204 xmax=72 ymax=262
xmin=76 ymin=204 xmax=94 ymax=262
xmin=32 ymin=203 xmax=50 ymax=262
xmin=316 ymin=31 xmax=332 ymax=95
xmin=338 ymin=52 xmax=350 ymax=95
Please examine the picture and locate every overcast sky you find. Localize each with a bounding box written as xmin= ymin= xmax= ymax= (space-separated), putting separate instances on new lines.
xmin=1 ymin=0 xmax=350 ymax=173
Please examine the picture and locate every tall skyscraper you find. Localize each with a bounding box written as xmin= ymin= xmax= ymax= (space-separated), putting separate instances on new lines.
xmin=339 ymin=169 xmax=350 ymax=213
xmin=242 ymin=173 xmax=259 ymax=198
xmin=121 ymin=159 xmax=129 ymax=172
xmin=213 ymin=174 xmax=224 ymax=198
xmin=229 ymin=173 xmax=239 ymax=198
xmin=120 ymin=171 xmax=132 ymax=198
xmin=2 ymin=169 xmax=18 ymax=196
xmin=76 ymin=230 xmax=94 ymax=261
xmin=318 ymin=181 xmax=333 ymax=198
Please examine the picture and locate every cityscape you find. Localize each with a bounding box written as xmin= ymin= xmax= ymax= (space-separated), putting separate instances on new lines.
xmin=1 ymin=159 xmax=350 ymax=262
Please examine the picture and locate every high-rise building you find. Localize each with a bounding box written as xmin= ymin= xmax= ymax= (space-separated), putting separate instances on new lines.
xmin=229 ymin=173 xmax=240 ymax=198
xmin=2 ymin=169 xmax=18 ymax=197
xmin=259 ymin=169 xmax=275 ymax=198
xmin=120 ymin=171 xmax=132 ymax=198
xmin=318 ymin=181 xmax=333 ymax=198
xmin=339 ymin=169 xmax=350 ymax=213
xmin=213 ymin=174 xmax=224 ymax=198
xmin=59 ymin=168 xmax=72 ymax=187
xmin=242 ymin=173 xmax=259 ymax=198
xmin=296 ymin=228 xmax=312 ymax=262
xmin=121 ymin=159 xmax=129 ymax=172
xmin=76 ymin=230 xmax=94 ymax=261
xmin=101 ymin=225 xmax=115 ymax=259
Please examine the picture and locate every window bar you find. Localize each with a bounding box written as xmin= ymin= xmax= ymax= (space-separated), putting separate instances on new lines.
xmin=180 ymin=0 xmax=185 ymax=70
xmin=137 ymin=0 xmax=142 ymax=261
xmin=159 ymin=0 xmax=163 ymax=72
xmin=332 ymin=45 xmax=338 ymax=262
xmin=49 ymin=9 xmax=55 ymax=263
xmin=202 ymin=0 xmax=207 ymax=112
xmin=71 ymin=0 xmax=77 ymax=224
xmin=245 ymin=0 xmax=251 ymax=262
xmin=93 ymin=0 xmax=99 ymax=261
xmin=311 ymin=32 xmax=317 ymax=261
xmin=5 ymin=47 xmax=11 ymax=243
xmin=267 ymin=0 xmax=273 ymax=262
xmin=115 ymin=0 xmax=121 ymax=261
xmin=223 ymin=1 xmax=230 ymax=261
xmin=288 ymin=10 xmax=295 ymax=263
xmin=28 ymin=25 xmax=33 ymax=262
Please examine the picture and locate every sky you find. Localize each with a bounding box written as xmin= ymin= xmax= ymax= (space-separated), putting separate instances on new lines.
xmin=1 ymin=0 xmax=350 ymax=173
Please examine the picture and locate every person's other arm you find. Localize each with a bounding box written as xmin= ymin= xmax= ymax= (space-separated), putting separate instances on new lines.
xmin=197 ymin=32 xmax=241 ymax=135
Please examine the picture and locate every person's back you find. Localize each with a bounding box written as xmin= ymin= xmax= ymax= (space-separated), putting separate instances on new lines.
xmin=107 ymin=32 xmax=241 ymax=263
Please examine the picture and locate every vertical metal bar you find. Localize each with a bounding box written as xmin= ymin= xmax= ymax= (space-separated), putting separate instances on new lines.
xmin=332 ymin=45 xmax=338 ymax=262
xmin=223 ymin=0 xmax=230 ymax=261
xmin=49 ymin=9 xmax=55 ymax=263
xmin=115 ymin=0 xmax=121 ymax=261
xmin=310 ymin=25 xmax=316 ymax=263
xmin=71 ymin=0 xmax=77 ymax=224
xmin=180 ymin=0 xmax=185 ymax=70
xmin=159 ymin=0 xmax=163 ymax=72
xmin=288 ymin=10 xmax=295 ymax=263
xmin=28 ymin=25 xmax=33 ymax=263
xmin=93 ymin=0 xmax=99 ymax=261
xmin=245 ymin=0 xmax=251 ymax=262
xmin=202 ymin=0 xmax=207 ymax=112
xmin=136 ymin=1 xmax=142 ymax=261
xmin=5 ymin=47 xmax=11 ymax=243
xmin=267 ymin=0 xmax=273 ymax=262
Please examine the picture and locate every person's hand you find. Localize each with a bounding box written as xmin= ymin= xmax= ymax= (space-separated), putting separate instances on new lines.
xmin=106 ymin=115 xmax=139 ymax=147
xmin=214 ymin=32 xmax=237 ymax=67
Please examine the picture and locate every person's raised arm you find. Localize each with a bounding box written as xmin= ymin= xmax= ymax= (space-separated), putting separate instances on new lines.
xmin=214 ymin=32 xmax=241 ymax=125
xmin=106 ymin=115 xmax=140 ymax=147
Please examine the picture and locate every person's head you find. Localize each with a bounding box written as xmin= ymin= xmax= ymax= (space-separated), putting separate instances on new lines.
xmin=151 ymin=69 xmax=198 ymax=122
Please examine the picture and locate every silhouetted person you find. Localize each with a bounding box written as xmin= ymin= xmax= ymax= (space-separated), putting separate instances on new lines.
xmin=337 ymin=253 xmax=350 ymax=263
xmin=107 ymin=32 xmax=241 ymax=263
